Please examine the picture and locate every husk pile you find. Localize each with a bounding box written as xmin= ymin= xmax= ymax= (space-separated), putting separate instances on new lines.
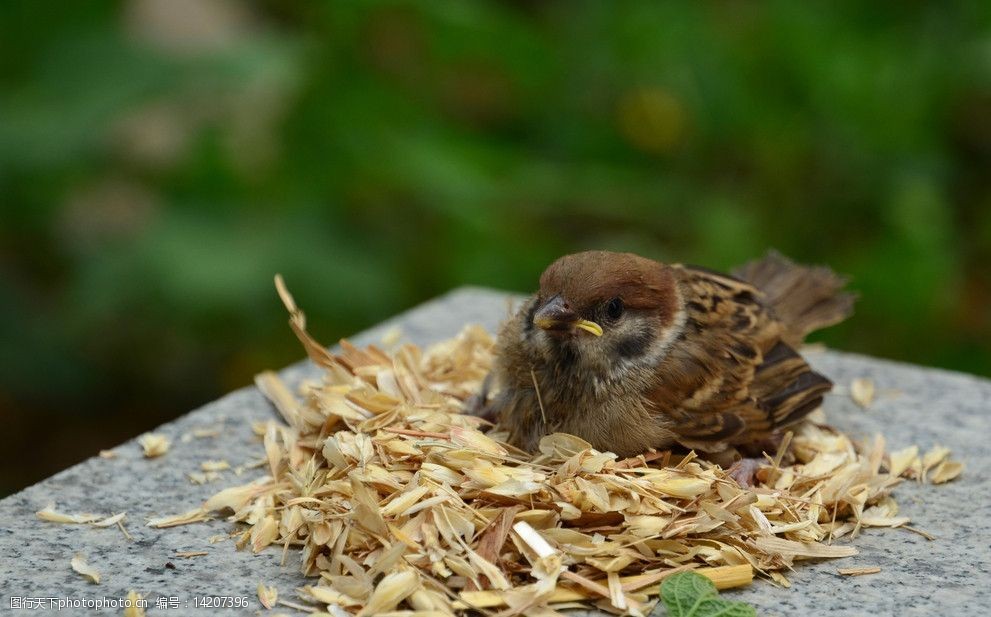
xmin=187 ymin=282 xmax=961 ymax=616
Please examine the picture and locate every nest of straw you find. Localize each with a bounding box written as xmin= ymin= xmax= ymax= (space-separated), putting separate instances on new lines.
xmin=185 ymin=282 xmax=961 ymax=616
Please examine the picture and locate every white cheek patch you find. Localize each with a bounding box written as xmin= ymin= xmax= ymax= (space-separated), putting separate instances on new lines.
xmin=649 ymin=306 xmax=687 ymax=363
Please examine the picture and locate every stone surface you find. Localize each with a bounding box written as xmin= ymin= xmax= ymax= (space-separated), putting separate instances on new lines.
xmin=0 ymin=287 xmax=988 ymax=616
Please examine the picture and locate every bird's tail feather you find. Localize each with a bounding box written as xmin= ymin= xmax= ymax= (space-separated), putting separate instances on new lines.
xmin=733 ymin=250 xmax=856 ymax=346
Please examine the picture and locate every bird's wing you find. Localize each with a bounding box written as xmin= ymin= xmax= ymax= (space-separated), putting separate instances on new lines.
xmin=646 ymin=266 xmax=831 ymax=451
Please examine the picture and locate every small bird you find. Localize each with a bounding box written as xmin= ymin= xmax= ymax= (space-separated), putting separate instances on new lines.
xmin=477 ymin=250 xmax=855 ymax=479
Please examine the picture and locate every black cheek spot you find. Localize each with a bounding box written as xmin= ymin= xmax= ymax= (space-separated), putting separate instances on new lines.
xmin=686 ymin=300 xmax=706 ymax=313
xmin=613 ymin=328 xmax=656 ymax=359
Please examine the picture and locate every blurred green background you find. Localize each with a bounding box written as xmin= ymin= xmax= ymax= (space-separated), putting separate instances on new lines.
xmin=1 ymin=0 xmax=989 ymax=497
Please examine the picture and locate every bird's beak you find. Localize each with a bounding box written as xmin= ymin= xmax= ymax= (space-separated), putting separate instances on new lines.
xmin=533 ymin=295 xmax=603 ymax=336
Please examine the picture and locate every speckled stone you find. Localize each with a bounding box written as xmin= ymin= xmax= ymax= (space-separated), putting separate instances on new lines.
xmin=1 ymin=287 xmax=987 ymax=616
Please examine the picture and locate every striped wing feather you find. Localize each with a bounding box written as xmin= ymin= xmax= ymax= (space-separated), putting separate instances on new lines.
xmin=647 ymin=266 xmax=831 ymax=451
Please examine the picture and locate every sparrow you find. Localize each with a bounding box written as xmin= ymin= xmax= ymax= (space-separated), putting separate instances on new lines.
xmin=478 ymin=250 xmax=855 ymax=469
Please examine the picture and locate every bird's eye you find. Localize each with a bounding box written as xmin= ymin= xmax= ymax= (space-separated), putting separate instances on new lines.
xmin=606 ymin=297 xmax=624 ymax=320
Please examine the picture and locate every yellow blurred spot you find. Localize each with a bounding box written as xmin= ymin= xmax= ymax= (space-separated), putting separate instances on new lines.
xmin=617 ymin=88 xmax=688 ymax=154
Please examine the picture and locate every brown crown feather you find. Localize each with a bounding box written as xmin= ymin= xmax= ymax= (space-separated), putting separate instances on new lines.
xmin=539 ymin=251 xmax=679 ymax=319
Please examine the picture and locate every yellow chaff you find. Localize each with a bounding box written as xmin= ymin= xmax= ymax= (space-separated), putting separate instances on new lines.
xmin=187 ymin=281 xmax=961 ymax=615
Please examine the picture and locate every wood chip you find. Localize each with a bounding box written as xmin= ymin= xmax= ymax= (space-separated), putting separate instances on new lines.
xmin=201 ymin=459 xmax=230 ymax=472
xmin=71 ymin=554 xmax=101 ymax=584
xmin=901 ymin=526 xmax=936 ymax=541
xmin=929 ymin=459 xmax=964 ymax=484
xmin=38 ymin=505 xmax=132 ymax=541
xmin=888 ymin=445 xmax=918 ymax=477
xmin=837 ymin=566 xmax=881 ymax=576
xmin=380 ymin=326 xmax=404 ymax=347
xmin=356 ymin=570 xmax=419 ymax=617
xmin=455 ymin=565 xmax=752 ymax=609
xmin=850 ymin=377 xmax=875 ymax=408
xmin=512 ymin=521 xmax=555 ymax=558
xmin=146 ymin=509 xmax=210 ymax=528
xmin=92 ymin=512 xmax=127 ymax=528
xmin=187 ymin=471 xmax=220 ymax=485
xmin=123 ymin=590 xmax=145 ymax=617
xmin=37 ymin=504 xmax=100 ymax=524
xmin=755 ymin=536 xmax=858 ymax=559
xmin=138 ymin=433 xmax=170 ymax=458
xmin=149 ymin=281 xmax=961 ymax=615
xmin=257 ymin=582 xmax=278 ymax=609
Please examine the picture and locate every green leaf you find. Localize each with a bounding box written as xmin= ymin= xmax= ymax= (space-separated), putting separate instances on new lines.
xmin=659 ymin=571 xmax=756 ymax=617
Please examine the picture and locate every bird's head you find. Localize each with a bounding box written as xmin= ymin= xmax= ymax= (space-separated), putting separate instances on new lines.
xmin=524 ymin=251 xmax=685 ymax=376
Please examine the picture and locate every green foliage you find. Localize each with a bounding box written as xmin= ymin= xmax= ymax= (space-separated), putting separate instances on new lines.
xmin=659 ymin=572 xmax=756 ymax=617
xmin=0 ymin=0 xmax=989 ymax=495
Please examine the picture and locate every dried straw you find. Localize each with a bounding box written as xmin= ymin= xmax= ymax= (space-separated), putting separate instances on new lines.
xmin=186 ymin=280 xmax=962 ymax=616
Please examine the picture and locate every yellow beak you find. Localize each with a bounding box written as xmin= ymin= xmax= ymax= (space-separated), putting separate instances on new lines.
xmin=575 ymin=319 xmax=603 ymax=336
xmin=532 ymin=296 xmax=603 ymax=337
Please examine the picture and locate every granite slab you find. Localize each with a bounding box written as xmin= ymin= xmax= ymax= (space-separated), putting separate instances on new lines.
xmin=0 ymin=287 xmax=988 ymax=616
